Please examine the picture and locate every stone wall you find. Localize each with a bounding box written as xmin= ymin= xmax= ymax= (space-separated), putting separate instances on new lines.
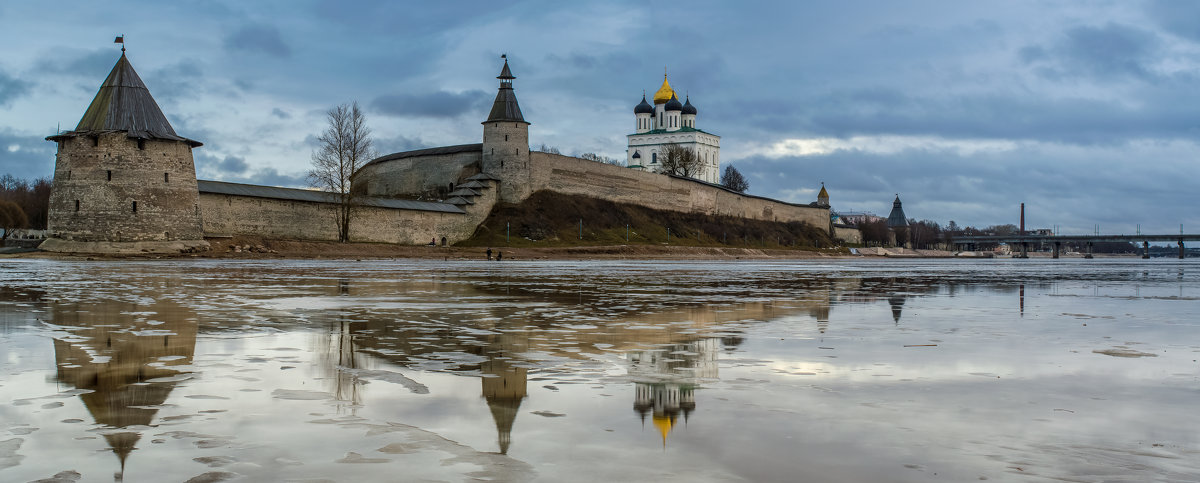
xmin=526 ymin=152 xmax=828 ymax=227
xmin=834 ymin=226 xmax=862 ymax=244
xmin=354 ymin=148 xmax=482 ymax=199
xmin=46 ymin=133 xmax=204 ymax=242
xmin=198 ymin=181 xmax=498 ymax=245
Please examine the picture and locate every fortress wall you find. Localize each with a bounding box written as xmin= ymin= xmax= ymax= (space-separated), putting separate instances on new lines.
xmin=834 ymin=226 xmax=862 ymax=244
xmin=198 ymin=191 xmax=492 ymax=245
xmin=47 ymin=133 xmax=204 ymax=242
xmin=355 ymin=151 xmax=481 ymax=198
xmin=527 ymin=153 xmax=828 ymax=227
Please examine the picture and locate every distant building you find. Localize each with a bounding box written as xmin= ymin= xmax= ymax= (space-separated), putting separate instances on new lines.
xmin=887 ymin=195 xmax=910 ymax=248
xmin=626 ymin=75 xmax=721 ymax=183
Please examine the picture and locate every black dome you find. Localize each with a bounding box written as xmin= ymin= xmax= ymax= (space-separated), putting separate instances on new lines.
xmin=665 ymin=94 xmax=683 ymax=111
xmin=634 ymin=95 xmax=653 ymax=114
xmin=682 ymin=96 xmax=697 ymax=115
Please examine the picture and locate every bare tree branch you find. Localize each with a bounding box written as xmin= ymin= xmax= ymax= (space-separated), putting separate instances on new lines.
xmin=660 ymin=143 xmax=701 ymax=178
xmin=720 ymin=165 xmax=749 ymax=192
xmin=308 ymin=102 xmax=375 ymax=242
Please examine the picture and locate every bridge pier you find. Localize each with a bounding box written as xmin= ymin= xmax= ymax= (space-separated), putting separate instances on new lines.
xmin=1180 ymin=240 xmax=1186 ymax=259
xmin=1143 ymin=241 xmax=1150 ymax=259
xmin=1085 ymin=242 xmax=1093 ymax=259
xmin=1053 ymin=241 xmax=1060 ymax=259
xmin=1020 ymin=242 xmax=1028 ymax=258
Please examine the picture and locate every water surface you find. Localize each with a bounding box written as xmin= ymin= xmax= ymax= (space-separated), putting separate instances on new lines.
xmin=1 ymin=259 xmax=1197 ymax=482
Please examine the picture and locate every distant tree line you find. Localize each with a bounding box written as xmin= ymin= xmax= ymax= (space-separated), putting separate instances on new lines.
xmin=0 ymin=174 xmax=51 ymax=237
xmin=849 ymin=217 xmax=1136 ymax=253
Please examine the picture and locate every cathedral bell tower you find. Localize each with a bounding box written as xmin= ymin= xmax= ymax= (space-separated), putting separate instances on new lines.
xmin=481 ymin=56 xmax=531 ymax=203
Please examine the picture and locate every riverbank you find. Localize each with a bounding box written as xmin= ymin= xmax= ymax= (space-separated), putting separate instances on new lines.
xmin=4 ymin=236 xmax=1138 ymax=260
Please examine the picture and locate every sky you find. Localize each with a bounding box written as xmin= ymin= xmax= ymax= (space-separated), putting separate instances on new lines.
xmin=1 ymin=0 xmax=1198 ymax=235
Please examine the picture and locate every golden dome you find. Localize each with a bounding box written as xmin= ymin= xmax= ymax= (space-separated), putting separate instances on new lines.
xmin=653 ymin=74 xmax=675 ymax=104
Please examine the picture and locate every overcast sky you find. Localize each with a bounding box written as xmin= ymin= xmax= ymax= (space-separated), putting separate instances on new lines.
xmin=2 ymin=1 xmax=1198 ymax=234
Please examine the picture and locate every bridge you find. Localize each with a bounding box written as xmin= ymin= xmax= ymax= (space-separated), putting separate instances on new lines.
xmin=952 ymin=234 xmax=1200 ymax=259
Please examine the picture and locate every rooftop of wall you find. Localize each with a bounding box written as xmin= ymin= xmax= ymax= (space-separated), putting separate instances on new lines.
xmin=364 ymin=143 xmax=483 ymax=168
xmin=197 ymin=180 xmax=465 ymax=214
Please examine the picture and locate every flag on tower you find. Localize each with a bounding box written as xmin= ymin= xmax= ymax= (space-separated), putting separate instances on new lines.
xmin=114 ymin=36 xmax=124 ymax=44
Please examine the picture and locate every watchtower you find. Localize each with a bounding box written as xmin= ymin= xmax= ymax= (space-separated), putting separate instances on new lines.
xmin=481 ymin=57 xmax=532 ymax=203
xmin=43 ymin=51 xmax=207 ymax=252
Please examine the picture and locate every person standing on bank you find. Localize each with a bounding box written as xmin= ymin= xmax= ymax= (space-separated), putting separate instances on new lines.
xmin=497 ymin=251 xmax=503 ymax=261
xmin=486 ymin=247 xmax=493 ymax=260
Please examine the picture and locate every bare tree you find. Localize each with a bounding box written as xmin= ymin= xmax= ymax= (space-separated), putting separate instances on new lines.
xmin=308 ymin=102 xmax=375 ymax=242
xmin=579 ymin=152 xmax=623 ymax=166
xmin=720 ymin=165 xmax=749 ymax=192
xmin=660 ymin=143 xmax=702 ymax=178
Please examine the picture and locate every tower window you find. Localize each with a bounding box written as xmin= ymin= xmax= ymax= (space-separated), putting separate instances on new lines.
xmin=107 ymin=170 xmax=112 ymax=181
xmin=164 ymin=172 xmax=169 ymax=183
xmin=505 ymin=135 xmax=508 ymax=141
xmin=132 ymin=201 xmax=138 ymax=213
xmin=75 ymin=200 xmax=80 ymax=212
xmin=67 ymin=170 xmax=71 ymax=180
xmin=137 ymin=139 xmax=145 ymax=150
xmin=92 ymin=137 xmax=99 ymax=147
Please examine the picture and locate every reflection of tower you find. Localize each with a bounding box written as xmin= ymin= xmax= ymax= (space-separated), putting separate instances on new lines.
xmin=480 ymin=332 xmax=528 ymax=454
xmin=1019 ymin=284 xmax=1025 ymax=318
xmin=888 ymin=294 xmax=906 ymax=323
xmin=50 ymin=300 xmax=197 ymax=479
xmin=627 ymin=338 xmax=718 ymax=446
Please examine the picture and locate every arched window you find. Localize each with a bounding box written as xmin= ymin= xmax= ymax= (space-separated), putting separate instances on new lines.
xmin=652 ymin=152 xmax=657 ymax=164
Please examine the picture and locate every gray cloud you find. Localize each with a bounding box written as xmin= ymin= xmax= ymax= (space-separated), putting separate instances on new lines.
xmin=195 ymin=153 xmax=249 ymax=176
xmin=270 ymin=108 xmax=291 ymax=119
xmin=0 ymin=69 xmax=30 ymax=107
xmin=1023 ymin=23 xmax=1161 ymax=80
xmin=370 ymin=90 xmax=488 ymax=118
xmin=34 ymin=49 xmax=115 ymax=78
xmin=224 ymin=24 xmax=291 ymax=58
xmin=373 ymin=134 xmax=428 ymax=157
xmin=1145 ymin=0 xmax=1200 ymax=43
xmin=0 ymin=129 xmax=55 ymax=180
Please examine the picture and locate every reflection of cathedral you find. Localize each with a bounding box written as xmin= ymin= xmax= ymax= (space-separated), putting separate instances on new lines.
xmin=627 ymin=338 xmax=719 ymax=445
xmin=50 ymin=300 xmax=197 ymax=479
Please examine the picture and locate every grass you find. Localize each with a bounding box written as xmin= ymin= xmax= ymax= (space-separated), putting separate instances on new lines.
xmin=459 ymin=190 xmax=838 ymax=251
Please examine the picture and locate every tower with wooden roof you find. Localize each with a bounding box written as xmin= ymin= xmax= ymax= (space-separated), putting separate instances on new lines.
xmin=481 ymin=56 xmax=532 ymax=203
xmin=43 ymin=49 xmax=208 ymax=252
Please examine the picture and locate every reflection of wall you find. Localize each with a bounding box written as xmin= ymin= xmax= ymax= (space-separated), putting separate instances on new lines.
xmin=50 ymin=300 xmax=197 ymax=475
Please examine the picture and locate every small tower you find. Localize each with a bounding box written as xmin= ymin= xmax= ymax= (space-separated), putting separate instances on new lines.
xmin=681 ymin=95 xmax=697 ymax=129
xmin=664 ymin=94 xmax=683 ymax=132
xmin=817 ymin=182 xmax=830 ymax=207
xmin=481 ymin=56 xmax=531 ymax=203
xmin=887 ymin=194 xmax=910 ymax=248
xmin=652 ymin=74 xmax=675 ymax=130
xmin=43 ymin=50 xmax=207 ymax=253
xmin=634 ymin=93 xmax=653 ymax=134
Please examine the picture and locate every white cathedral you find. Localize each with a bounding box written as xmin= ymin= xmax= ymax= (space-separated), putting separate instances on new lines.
xmin=626 ymin=74 xmax=721 ymax=184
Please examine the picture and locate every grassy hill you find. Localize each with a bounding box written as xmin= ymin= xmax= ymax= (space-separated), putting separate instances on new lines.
xmin=460 ymin=191 xmax=838 ymax=251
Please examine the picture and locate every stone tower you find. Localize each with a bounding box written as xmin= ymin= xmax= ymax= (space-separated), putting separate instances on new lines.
xmin=43 ymin=51 xmax=207 ymax=253
xmin=481 ymin=57 xmax=532 ymax=203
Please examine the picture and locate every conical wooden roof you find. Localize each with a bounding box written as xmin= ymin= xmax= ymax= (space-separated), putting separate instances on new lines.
xmin=50 ymin=53 xmax=201 ymax=146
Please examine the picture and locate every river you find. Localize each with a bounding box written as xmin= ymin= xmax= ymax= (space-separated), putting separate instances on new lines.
xmin=0 ymin=258 xmax=1197 ymax=482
